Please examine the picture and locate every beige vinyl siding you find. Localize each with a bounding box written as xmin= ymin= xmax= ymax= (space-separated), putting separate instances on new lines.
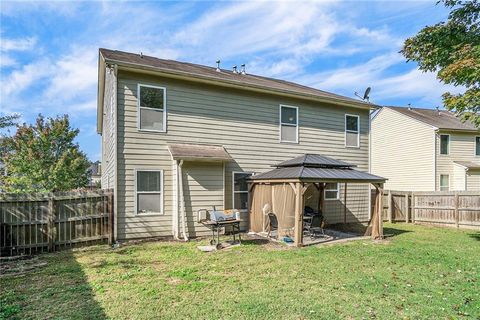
xmin=181 ymin=162 xmax=224 ymax=237
xmin=101 ymin=67 xmax=116 ymax=190
xmin=466 ymin=169 xmax=480 ymax=191
xmin=116 ymin=71 xmax=371 ymax=240
xmin=436 ymin=131 xmax=480 ymax=191
xmin=371 ymin=108 xmax=435 ymax=191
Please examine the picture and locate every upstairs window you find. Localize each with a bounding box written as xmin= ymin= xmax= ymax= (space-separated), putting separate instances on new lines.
xmin=280 ymin=105 xmax=298 ymax=143
xmin=138 ymin=84 xmax=166 ymax=132
xmin=345 ymin=114 xmax=359 ymax=147
xmin=136 ymin=170 xmax=163 ymax=214
xmin=440 ymin=134 xmax=449 ymax=155
xmin=233 ymin=172 xmax=254 ymax=210
xmin=325 ymin=183 xmax=339 ymax=200
xmin=440 ymin=174 xmax=449 ymax=191
xmin=476 ymin=137 xmax=480 ymax=156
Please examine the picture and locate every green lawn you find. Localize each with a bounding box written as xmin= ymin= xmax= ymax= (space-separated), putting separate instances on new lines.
xmin=1 ymin=223 xmax=479 ymax=319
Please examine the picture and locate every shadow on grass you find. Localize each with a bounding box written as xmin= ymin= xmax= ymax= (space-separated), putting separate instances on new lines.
xmin=240 ymin=238 xmax=271 ymax=246
xmin=0 ymin=250 xmax=108 ymax=319
xmin=383 ymin=227 xmax=413 ymax=237
xmin=327 ymin=223 xmax=413 ymax=239
xmin=468 ymin=232 xmax=480 ymax=241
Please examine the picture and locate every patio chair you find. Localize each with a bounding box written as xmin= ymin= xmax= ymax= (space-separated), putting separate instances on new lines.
xmin=303 ymin=209 xmax=325 ymax=239
xmin=267 ymin=213 xmax=279 ymax=239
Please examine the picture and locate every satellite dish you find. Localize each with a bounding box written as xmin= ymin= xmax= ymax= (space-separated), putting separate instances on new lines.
xmin=354 ymin=87 xmax=371 ymax=102
xmin=363 ymin=87 xmax=371 ymax=101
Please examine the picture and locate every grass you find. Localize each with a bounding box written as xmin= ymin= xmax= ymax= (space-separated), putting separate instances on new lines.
xmin=1 ymin=223 xmax=479 ymax=319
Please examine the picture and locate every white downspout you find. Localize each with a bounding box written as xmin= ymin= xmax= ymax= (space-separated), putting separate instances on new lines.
xmin=178 ymin=160 xmax=188 ymax=241
xmin=172 ymin=160 xmax=180 ymax=240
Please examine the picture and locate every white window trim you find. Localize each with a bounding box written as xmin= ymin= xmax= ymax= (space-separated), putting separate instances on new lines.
xmin=345 ymin=114 xmax=360 ymax=148
xmin=134 ymin=168 xmax=164 ymax=215
xmin=324 ymin=183 xmax=340 ymax=201
xmin=279 ymin=104 xmax=299 ymax=144
xmin=475 ymin=136 xmax=480 ymax=157
xmin=439 ymin=134 xmax=450 ymax=155
xmin=439 ymin=174 xmax=449 ymax=191
xmin=137 ymin=83 xmax=167 ymax=133
xmin=232 ymin=171 xmax=254 ymax=211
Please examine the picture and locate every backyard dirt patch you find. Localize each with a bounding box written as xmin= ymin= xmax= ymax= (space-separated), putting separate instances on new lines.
xmin=0 ymin=256 xmax=47 ymax=278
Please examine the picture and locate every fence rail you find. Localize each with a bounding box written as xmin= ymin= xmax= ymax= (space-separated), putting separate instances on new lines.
xmin=1 ymin=189 xmax=114 ymax=256
xmin=373 ymin=190 xmax=480 ymax=230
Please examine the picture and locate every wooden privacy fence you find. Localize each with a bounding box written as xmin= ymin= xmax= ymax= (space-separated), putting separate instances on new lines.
xmin=373 ymin=190 xmax=480 ymax=229
xmin=0 ymin=189 xmax=114 ymax=257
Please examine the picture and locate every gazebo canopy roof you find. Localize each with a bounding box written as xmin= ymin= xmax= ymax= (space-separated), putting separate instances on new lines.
xmin=251 ymin=154 xmax=386 ymax=183
xmin=275 ymin=154 xmax=355 ymax=168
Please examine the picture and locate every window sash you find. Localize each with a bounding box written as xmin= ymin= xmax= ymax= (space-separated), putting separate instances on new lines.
xmin=440 ymin=135 xmax=449 ymax=155
xmin=324 ymin=183 xmax=339 ymax=200
xmin=345 ymin=115 xmax=359 ymax=147
xmin=279 ymin=105 xmax=298 ymax=143
xmin=440 ymin=175 xmax=449 ymax=191
xmin=135 ymin=170 xmax=163 ymax=214
xmin=233 ymin=172 xmax=253 ymax=210
xmin=345 ymin=115 xmax=359 ymax=133
xmin=138 ymin=84 xmax=166 ymax=132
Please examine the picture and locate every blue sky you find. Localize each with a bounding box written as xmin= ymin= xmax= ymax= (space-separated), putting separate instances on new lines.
xmin=1 ymin=1 xmax=459 ymax=161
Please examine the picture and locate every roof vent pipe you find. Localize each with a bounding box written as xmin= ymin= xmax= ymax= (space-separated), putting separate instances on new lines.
xmin=240 ymin=64 xmax=246 ymax=75
xmin=232 ymin=65 xmax=238 ymax=74
xmin=215 ymin=60 xmax=221 ymax=72
xmin=140 ymin=52 xmax=143 ymax=58
xmin=407 ymin=103 xmax=412 ymax=110
xmin=436 ymin=106 xmax=440 ymax=115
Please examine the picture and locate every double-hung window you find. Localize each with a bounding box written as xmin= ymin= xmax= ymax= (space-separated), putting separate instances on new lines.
xmin=440 ymin=134 xmax=449 ymax=155
xmin=138 ymin=84 xmax=166 ymax=132
xmin=324 ymin=183 xmax=339 ymax=200
xmin=475 ymin=137 xmax=480 ymax=156
xmin=135 ymin=170 xmax=163 ymax=214
xmin=440 ymin=174 xmax=449 ymax=191
xmin=345 ymin=114 xmax=359 ymax=147
xmin=233 ymin=172 xmax=254 ymax=210
xmin=280 ymin=105 xmax=298 ymax=143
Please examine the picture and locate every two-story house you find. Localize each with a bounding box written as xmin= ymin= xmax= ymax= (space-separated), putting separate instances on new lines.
xmin=97 ymin=49 xmax=379 ymax=241
xmin=371 ymin=106 xmax=480 ymax=191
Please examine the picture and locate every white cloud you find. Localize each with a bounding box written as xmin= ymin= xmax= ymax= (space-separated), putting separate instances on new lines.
xmin=1 ymin=54 xmax=16 ymax=67
xmin=1 ymin=37 xmax=37 ymax=51
xmin=45 ymin=47 xmax=98 ymax=100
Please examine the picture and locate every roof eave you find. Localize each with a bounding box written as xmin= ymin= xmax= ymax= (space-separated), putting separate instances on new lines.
xmin=106 ymin=58 xmax=376 ymax=110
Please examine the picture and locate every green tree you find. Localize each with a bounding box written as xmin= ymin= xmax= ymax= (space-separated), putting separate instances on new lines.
xmin=402 ymin=0 xmax=480 ymax=126
xmin=0 ymin=114 xmax=91 ymax=193
xmin=0 ymin=114 xmax=20 ymax=129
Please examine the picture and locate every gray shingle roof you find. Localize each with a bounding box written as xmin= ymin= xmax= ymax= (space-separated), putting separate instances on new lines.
xmin=251 ymin=154 xmax=386 ymax=182
xmin=99 ymin=48 xmax=370 ymax=107
xmin=275 ymin=154 xmax=355 ymax=168
xmin=168 ymin=143 xmax=232 ymax=161
xmin=454 ymin=161 xmax=480 ymax=169
xmin=387 ymin=106 xmax=478 ymax=131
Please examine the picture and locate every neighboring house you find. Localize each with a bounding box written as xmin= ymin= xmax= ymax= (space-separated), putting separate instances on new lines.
xmin=87 ymin=161 xmax=102 ymax=188
xmin=372 ymin=106 xmax=480 ymax=192
xmin=97 ymin=48 xmax=377 ymax=241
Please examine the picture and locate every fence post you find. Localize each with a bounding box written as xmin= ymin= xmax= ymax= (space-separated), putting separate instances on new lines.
xmin=108 ymin=192 xmax=114 ymax=245
xmin=411 ymin=192 xmax=415 ymax=223
xmin=388 ymin=190 xmax=393 ymax=223
xmin=47 ymin=193 xmax=57 ymax=252
xmin=405 ymin=193 xmax=409 ymax=223
xmin=454 ymin=192 xmax=459 ymax=228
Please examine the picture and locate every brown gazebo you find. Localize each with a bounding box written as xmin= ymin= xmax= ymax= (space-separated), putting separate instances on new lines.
xmin=248 ymin=154 xmax=386 ymax=247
